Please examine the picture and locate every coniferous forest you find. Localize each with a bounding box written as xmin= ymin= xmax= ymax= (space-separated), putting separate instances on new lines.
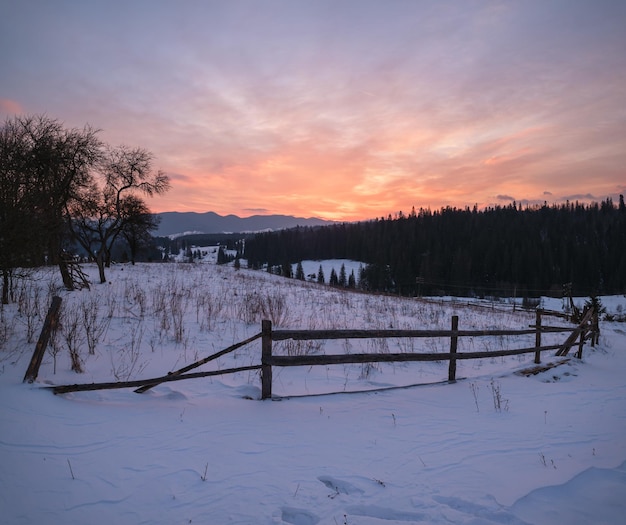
xmin=244 ymin=198 xmax=626 ymax=298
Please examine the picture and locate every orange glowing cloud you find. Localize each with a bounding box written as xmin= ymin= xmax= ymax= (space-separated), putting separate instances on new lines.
xmin=3 ymin=1 xmax=625 ymax=221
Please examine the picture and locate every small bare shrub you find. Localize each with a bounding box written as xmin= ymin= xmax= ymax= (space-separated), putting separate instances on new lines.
xmin=195 ymin=292 xmax=205 ymax=323
xmin=103 ymin=290 xmax=118 ymax=319
xmin=490 ymin=379 xmax=509 ymax=412
xmin=156 ymin=273 xmax=192 ymax=343
xmin=277 ymin=339 xmax=323 ymax=356
xmin=239 ymin=291 xmax=264 ymax=325
xmin=395 ymin=336 xmax=416 ymax=354
xmin=110 ymin=319 xmax=147 ymax=381
xmin=0 ymin=307 xmax=16 ymax=358
xmin=80 ymin=295 xmax=110 ymax=355
xmin=17 ymin=280 xmax=42 ymax=344
xmin=359 ymin=361 xmax=380 ymax=379
xmin=196 ymin=289 xmax=226 ymax=332
xmin=170 ymin=291 xmax=188 ymax=343
xmin=368 ymin=337 xmax=389 ymax=354
xmin=60 ymin=304 xmax=85 ymax=373
xmin=151 ymin=287 xmax=167 ymax=319
xmin=122 ymin=280 xmax=147 ymax=318
xmin=469 ymin=381 xmax=480 ymax=412
xmin=262 ymin=292 xmax=289 ymax=327
xmin=47 ymin=321 xmax=62 ymax=374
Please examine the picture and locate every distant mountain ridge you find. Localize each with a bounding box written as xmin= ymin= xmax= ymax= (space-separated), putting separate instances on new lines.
xmin=155 ymin=211 xmax=334 ymax=237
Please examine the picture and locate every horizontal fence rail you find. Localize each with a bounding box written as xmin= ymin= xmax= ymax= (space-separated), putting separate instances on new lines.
xmin=265 ymin=345 xmax=564 ymax=367
xmin=48 ymin=333 xmax=263 ymax=395
xmin=50 ymin=365 xmax=262 ymax=395
xmin=270 ymin=327 xmax=572 ymax=341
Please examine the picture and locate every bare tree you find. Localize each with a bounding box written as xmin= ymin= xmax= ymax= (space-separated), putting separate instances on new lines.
xmin=0 ymin=115 xmax=101 ymax=296
xmin=1 ymin=116 xmax=168 ymax=294
xmin=119 ymin=195 xmax=161 ymax=264
xmin=69 ymin=146 xmax=170 ymax=283
xmin=0 ymin=117 xmax=35 ymax=303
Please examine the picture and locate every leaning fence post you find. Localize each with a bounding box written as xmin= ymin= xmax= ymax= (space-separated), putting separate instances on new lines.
xmin=24 ymin=296 xmax=62 ymax=383
xmin=448 ymin=315 xmax=458 ymax=382
xmin=591 ymin=306 xmax=599 ymax=347
xmin=577 ymin=320 xmax=587 ymax=359
xmin=534 ymin=309 xmax=542 ymax=364
xmin=261 ymin=320 xmax=273 ymax=399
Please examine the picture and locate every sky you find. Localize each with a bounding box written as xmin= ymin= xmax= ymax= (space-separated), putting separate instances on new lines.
xmin=1 ymin=0 xmax=625 ymax=221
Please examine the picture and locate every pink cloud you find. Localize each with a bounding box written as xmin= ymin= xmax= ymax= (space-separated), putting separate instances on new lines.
xmin=0 ymin=98 xmax=23 ymax=116
xmin=7 ymin=2 xmax=622 ymax=221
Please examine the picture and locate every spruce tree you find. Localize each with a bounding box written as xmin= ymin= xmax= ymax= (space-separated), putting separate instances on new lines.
xmin=358 ymin=265 xmax=366 ymax=289
xmin=282 ymin=261 xmax=293 ymax=278
xmin=317 ymin=265 xmax=325 ymax=284
xmin=339 ymin=264 xmax=347 ymax=287
xmin=348 ymin=270 xmax=356 ymax=288
xmin=295 ymin=261 xmax=305 ymax=280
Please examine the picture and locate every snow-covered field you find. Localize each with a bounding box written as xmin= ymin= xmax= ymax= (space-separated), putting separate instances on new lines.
xmin=1 ymin=261 xmax=625 ymax=524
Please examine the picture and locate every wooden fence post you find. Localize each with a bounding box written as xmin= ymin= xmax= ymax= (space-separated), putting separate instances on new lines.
xmin=534 ymin=309 xmax=542 ymax=364
xmin=448 ymin=315 xmax=458 ymax=382
xmin=591 ymin=307 xmax=599 ymax=347
xmin=576 ymin=329 xmax=585 ymax=359
xmin=23 ymin=296 xmax=62 ymax=383
xmin=261 ymin=320 xmax=273 ymax=399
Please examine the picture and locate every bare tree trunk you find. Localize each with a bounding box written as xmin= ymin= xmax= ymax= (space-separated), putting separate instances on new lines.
xmin=59 ymin=259 xmax=75 ymax=291
xmin=48 ymin=233 xmax=75 ymax=291
xmin=96 ymin=251 xmax=107 ymax=283
xmin=129 ymin=239 xmax=137 ymax=265
xmin=2 ymin=269 xmax=9 ymax=305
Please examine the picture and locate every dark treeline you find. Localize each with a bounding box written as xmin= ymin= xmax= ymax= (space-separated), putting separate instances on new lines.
xmin=244 ymin=199 xmax=626 ymax=297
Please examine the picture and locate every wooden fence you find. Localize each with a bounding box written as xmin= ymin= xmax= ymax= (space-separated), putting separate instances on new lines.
xmin=259 ymin=307 xmax=597 ymax=399
xmin=46 ymin=307 xmax=598 ymax=398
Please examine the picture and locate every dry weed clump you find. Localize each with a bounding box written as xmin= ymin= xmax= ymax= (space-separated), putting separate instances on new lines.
xmin=59 ymin=303 xmax=85 ymax=373
xmin=16 ymin=279 xmax=43 ymax=344
xmin=80 ymin=294 xmax=110 ymax=355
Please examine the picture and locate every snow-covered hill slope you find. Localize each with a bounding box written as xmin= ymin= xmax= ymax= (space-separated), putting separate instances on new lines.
xmin=1 ymin=263 xmax=624 ymax=524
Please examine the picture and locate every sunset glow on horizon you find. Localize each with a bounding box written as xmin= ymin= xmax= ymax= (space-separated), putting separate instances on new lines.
xmin=1 ymin=0 xmax=625 ymax=221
